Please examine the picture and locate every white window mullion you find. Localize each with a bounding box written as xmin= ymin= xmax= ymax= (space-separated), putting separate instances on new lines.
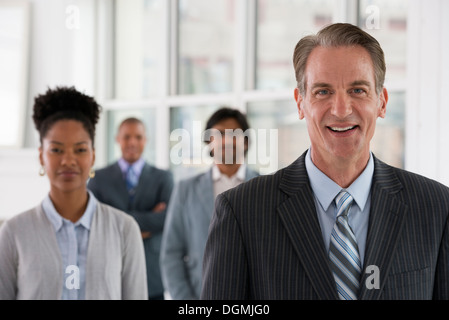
xmin=155 ymin=0 xmax=173 ymax=169
xmin=333 ymin=0 xmax=358 ymax=24
xmin=438 ymin=0 xmax=449 ymax=186
xmin=245 ymin=0 xmax=257 ymax=94
xmin=232 ymin=0 xmax=249 ymax=113
xmin=169 ymin=0 xmax=179 ymax=96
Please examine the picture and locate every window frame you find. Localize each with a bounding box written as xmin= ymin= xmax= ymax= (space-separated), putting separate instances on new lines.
xmin=98 ymin=0 xmax=407 ymax=177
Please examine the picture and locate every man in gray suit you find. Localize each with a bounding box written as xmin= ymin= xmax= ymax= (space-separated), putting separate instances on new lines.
xmin=201 ymin=23 xmax=449 ymax=300
xmin=88 ymin=117 xmax=173 ymax=300
xmin=160 ymin=107 xmax=259 ymax=299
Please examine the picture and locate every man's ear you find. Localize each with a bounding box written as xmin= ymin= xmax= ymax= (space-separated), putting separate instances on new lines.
xmin=378 ymin=87 xmax=388 ymax=119
xmin=294 ymin=88 xmax=305 ymax=120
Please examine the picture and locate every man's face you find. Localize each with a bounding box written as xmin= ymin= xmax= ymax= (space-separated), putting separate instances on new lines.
xmin=209 ymin=117 xmax=247 ymax=165
xmin=116 ymin=122 xmax=146 ymax=164
xmin=294 ymin=45 xmax=388 ymax=165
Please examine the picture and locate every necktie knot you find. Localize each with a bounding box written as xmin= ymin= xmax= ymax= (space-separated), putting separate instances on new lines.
xmin=335 ymin=190 xmax=353 ymax=218
xmin=126 ymin=165 xmax=138 ymax=192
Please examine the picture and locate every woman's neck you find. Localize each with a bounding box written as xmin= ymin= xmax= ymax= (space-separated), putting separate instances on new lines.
xmin=49 ymin=188 xmax=89 ymax=223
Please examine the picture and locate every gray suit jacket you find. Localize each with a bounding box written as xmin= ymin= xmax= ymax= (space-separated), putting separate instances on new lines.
xmin=87 ymin=162 xmax=173 ymax=298
xmin=201 ymin=151 xmax=449 ymax=300
xmin=160 ymin=166 xmax=259 ymax=299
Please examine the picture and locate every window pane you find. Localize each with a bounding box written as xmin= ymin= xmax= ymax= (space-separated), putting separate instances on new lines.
xmin=169 ymin=105 xmax=223 ymax=181
xmin=255 ymin=0 xmax=336 ymax=90
xmin=359 ymin=0 xmax=408 ymax=82
xmin=106 ymin=108 xmax=157 ymax=165
xmin=115 ymin=0 xmax=165 ymax=99
xmin=371 ymin=91 xmax=405 ymax=168
xmin=246 ymin=93 xmax=405 ymax=173
xmin=0 ymin=3 xmax=29 ymax=147
xmin=178 ymin=0 xmax=235 ymax=94
xmin=246 ymin=100 xmax=309 ymax=173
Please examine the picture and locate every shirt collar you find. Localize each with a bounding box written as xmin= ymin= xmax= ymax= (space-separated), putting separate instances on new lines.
xmin=118 ymin=157 xmax=145 ymax=175
xmin=305 ymin=148 xmax=374 ymax=212
xmin=212 ymin=163 xmax=247 ymax=181
xmin=43 ymin=190 xmax=97 ymax=231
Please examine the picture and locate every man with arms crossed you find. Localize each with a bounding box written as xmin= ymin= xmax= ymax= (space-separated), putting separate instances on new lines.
xmin=88 ymin=117 xmax=173 ymax=300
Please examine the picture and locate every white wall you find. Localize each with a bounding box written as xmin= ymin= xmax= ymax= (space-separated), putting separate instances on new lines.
xmin=0 ymin=149 xmax=49 ymax=220
xmin=405 ymin=0 xmax=449 ymax=186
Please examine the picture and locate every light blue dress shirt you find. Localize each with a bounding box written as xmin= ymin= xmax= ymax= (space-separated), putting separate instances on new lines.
xmin=118 ymin=157 xmax=145 ymax=181
xmin=42 ymin=190 xmax=97 ymax=300
xmin=305 ymin=148 xmax=373 ymax=266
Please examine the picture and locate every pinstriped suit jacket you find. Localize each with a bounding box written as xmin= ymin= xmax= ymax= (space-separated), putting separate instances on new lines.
xmin=201 ymin=151 xmax=449 ymax=300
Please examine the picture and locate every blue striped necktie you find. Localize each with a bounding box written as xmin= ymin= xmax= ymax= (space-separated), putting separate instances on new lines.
xmin=328 ymin=190 xmax=362 ymax=300
xmin=126 ymin=165 xmax=138 ymax=200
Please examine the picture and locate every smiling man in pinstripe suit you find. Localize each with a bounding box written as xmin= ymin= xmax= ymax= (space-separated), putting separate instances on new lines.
xmin=201 ymin=23 xmax=449 ymax=300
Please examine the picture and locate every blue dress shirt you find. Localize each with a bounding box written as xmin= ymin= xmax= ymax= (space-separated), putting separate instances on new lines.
xmin=42 ymin=190 xmax=97 ymax=300
xmin=118 ymin=157 xmax=145 ymax=181
xmin=305 ymin=148 xmax=373 ymax=266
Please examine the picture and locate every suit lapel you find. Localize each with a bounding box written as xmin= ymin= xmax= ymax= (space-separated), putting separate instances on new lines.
xmin=277 ymin=153 xmax=338 ymax=300
xmin=358 ymin=157 xmax=407 ymax=299
xmin=275 ymin=154 xmax=408 ymax=299
xmin=112 ymin=162 xmax=129 ymax=201
xmin=132 ymin=163 xmax=151 ymax=204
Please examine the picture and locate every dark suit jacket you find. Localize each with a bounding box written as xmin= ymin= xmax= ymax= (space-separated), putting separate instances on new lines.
xmin=88 ymin=161 xmax=174 ymax=298
xmin=201 ymin=151 xmax=449 ymax=300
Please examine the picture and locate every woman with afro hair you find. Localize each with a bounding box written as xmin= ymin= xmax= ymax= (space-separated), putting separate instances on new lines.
xmin=0 ymin=86 xmax=148 ymax=299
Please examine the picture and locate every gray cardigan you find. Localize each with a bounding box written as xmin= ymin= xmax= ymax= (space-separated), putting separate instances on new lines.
xmin=0 ymin=201 xmax=148 ymax=300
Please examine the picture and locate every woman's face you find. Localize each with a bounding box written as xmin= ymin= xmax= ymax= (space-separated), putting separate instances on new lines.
xmin=39 ymin=120 xmax=95 ymax=195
